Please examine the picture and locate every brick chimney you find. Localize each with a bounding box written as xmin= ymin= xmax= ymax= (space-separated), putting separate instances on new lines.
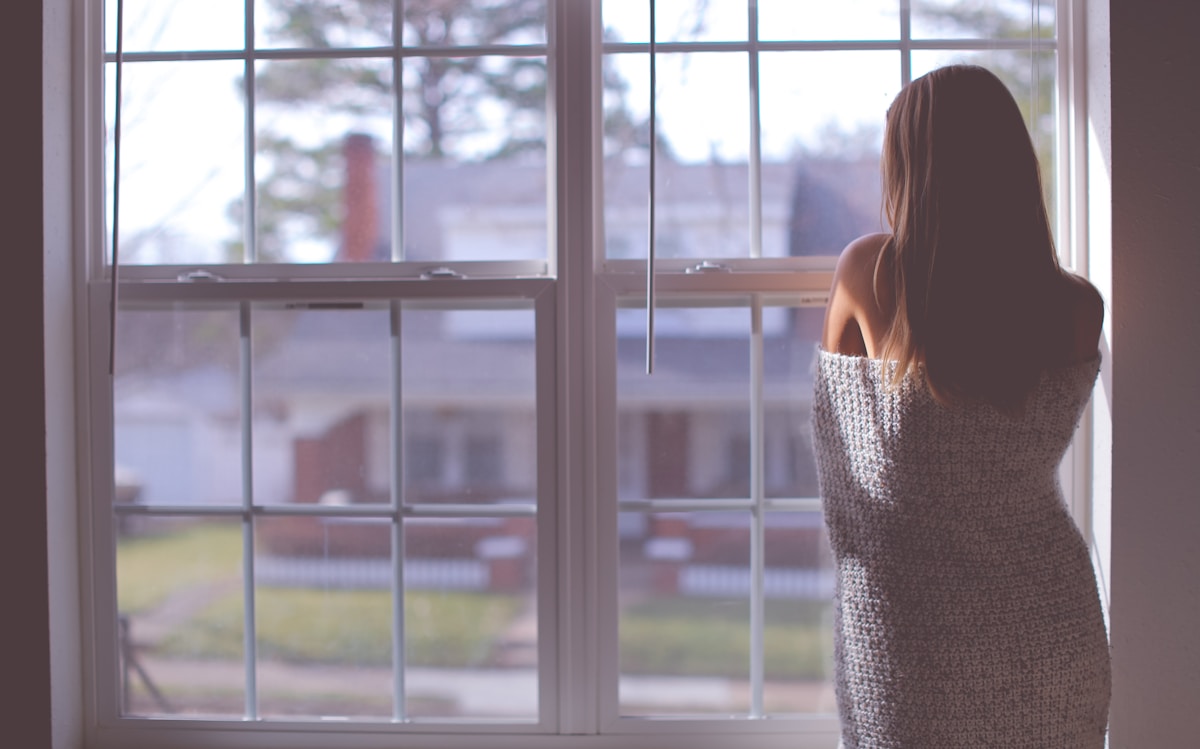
xmin=341 ymin=133 xmax=379 ymax=261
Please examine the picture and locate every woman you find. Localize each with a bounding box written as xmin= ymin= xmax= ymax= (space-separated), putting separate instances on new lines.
xmin=812 ymin=65 xmax=1110 ymax=747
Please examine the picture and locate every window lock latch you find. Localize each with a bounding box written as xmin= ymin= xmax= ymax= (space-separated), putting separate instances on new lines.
xmin=685 ymin=260 xmax=732 ymax=274
xmin=420 ymin=266 xmax=466 ymax=280
xmin=176 ymin=269 xmax=225 ymax=283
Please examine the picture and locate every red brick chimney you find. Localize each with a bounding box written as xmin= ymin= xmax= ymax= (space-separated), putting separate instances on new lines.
xmin=341 ymin=133 xmax=379 ymax=261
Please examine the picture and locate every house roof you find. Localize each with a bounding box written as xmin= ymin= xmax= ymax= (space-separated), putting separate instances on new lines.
xmin=352 ymin=150 xmax=882 ymax=260
xmin=117 ymin=155 xmax=877 ymax=405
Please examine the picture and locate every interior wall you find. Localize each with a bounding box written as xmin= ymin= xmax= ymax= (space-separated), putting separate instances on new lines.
xmin=1108 ymin=0 xmax=1200 ymax=745
xmin=10 ymin=1 xmax=52 ymax=748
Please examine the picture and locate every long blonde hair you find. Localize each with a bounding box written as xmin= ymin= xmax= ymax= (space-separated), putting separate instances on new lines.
xmin=876 ymin=65 xmax=1065 ymax=413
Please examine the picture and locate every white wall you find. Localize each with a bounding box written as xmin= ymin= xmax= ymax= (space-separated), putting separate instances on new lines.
xmin=1107 ymin=0 xmax=1200 ymax=745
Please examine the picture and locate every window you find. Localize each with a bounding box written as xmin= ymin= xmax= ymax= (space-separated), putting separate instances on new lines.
xmin=87 ymin=1 xmax=1078 ymax=747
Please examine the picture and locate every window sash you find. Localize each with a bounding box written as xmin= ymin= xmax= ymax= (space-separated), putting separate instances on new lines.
xmin=83 ymin=0 xmax=1082 ymax=745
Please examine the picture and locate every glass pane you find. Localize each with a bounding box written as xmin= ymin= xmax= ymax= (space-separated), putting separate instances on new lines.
xmin=255 ymin=516 xmax=395 ymax=718
xmin=911 ymin=50 xmax=1058 ymax=226
xmin=603 ymin=51 xmax=753 ymax=259
xmin=253 ymin=58 xmax=394 ymax=263
xmin=758 ymin=0 xmax=899 ymax=41
xmin=117 ymin=517 xmax=244 ymax=717
xmin=253 ymin=307 xmax=393 ymax=506
xmin=401 ymin=0 xmax=547 ymax=47
xmin=401 ymin=55 xmax=548 ymax=261
xmin=114 ymin=306 xmax=241 ymax=507
xmin=759 ymin=52 xmax=896 ymax=255
xmin=604 ymin=0 xmax=748 ymax=43
xmin=762 ymin=511 xmax=836 ymax=715
xmin=616 ymin=303 xmax=751 ymax=500
xmin=404 ymin=516 xmax=538 ymax=719
xmin=106 ymin=61 xmax=245 ymax=265
xmin=763 ymin=307 xmax=824 ymax=499
xmin=108 ymin=0 xmax=244 ymax=53
xmin=615 ymin=301 xmax=834 ymax=717
xmin=759 ymin=51 xmax=898 ymax=163
xmin=401 ymin=305 xmax=537 ymax=505
xmin=256 ymin=0 xmax=393 ymax=49
xmin=619 ymin=511 xmax=751 ymax=715
xmin=911 ymin=0 xmax=1056 ymax=41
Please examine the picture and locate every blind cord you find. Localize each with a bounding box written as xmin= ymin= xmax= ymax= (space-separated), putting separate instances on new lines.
xmin=108 ymin=0 xmax=125 ymax=376
xmin=646 ymin=0 xmax=657 ymax=374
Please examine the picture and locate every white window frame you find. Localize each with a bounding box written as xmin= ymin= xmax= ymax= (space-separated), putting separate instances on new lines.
xmin=72 ymin=1 xmax=1095 ymax=748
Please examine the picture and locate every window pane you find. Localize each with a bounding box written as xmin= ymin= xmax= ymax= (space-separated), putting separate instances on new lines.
xmin=758 ymin=52 xmax=899 ymax=163
xmin=759 ymin=52 xmax=895 ymax=255
xmin=911 ymin=0 xmax=1056 ymax=41
xmin=761 ymin=511 xmax=836 ymax=714
xmin=108 ymin=0 xmax=245 ymax=53
xmin=117 ymin=517 xmax=245 ymax=718
xmin=400 ymin=1 xmax=548 ymax=47
xmin=604 ymin=0 xmax=748 ymax=43
xmin=115 ymin=306 xmax=241 ymax=507
xmin=763 ymin=307 xmax=824 ymax=499
xmin=253 ymin=58 xmax=395 ymax=263
xmin=255 ymin=0 xmax=394 ymax=49
xmin=616 ymin=304 xmax=751 ymax=500
xmin=253 ymin=307 xmax=392 ymax=506
xmin=402 ymin=55 xmax=548 ymax=261
xmin=603 ymin=51 xmax=753 ymax=259
xmin=404 ymin=516 xmax=538 ymax=719
xmin=758 ymin=0 xmax=899 ymax=41
xmin=107 ymin=61 xmax=245 ymax=265
xmin=255 ymin=516 xmax=396 ymax=718
xmin=619 ymin=511 xmax=751 ymax=715
xmin=614 ymin=300 xmax=833 ymax=717
xmin=402 ymin=305 xmax=537 ymax=505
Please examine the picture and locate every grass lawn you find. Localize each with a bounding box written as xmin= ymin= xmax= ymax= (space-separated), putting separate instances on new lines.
xmin=120 ymin=522 xmax=831 ymax=680
xmin=117 ymin=521 xmax=242 ymax=614
xmin=619 ymin=596 xmax=832 ymax=681
xmin=163 ymin=586 xmax=524 ymax=668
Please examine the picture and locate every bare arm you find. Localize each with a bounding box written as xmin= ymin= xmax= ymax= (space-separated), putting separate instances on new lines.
xmin=821 ymin=233 xmax=892 ymax=357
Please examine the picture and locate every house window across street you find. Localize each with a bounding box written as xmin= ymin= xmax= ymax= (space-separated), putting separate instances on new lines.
xmin=88 ymin=1 xmax=1070 ymax=747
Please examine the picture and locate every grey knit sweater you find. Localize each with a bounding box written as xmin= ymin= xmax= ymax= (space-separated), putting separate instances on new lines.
xmin=812 ymin=349 xmax=1110 ymax=748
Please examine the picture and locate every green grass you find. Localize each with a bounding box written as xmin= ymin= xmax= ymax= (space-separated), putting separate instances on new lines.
xmin=619 ymin=597 xmax=832 ymax=681
xmin=162 ymin=586 xmax=524 ymax=668
xmin=119 ymin=522 xmax=831 ymax=679
xmin=117 ymin=522 xmax=242 ymax=614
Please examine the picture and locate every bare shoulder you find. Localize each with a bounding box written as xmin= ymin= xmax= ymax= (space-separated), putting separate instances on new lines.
xmin=837 ymin=232 xmax=891 ymax=271
xmin=1057 ymin=271 xmax=1105 ymax=363
xmin=822 ymin=233 xmax=892 ymax=356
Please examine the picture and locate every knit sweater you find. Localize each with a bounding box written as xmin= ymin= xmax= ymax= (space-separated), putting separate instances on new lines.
xmin=812 ymin=349 xmax=1110 ymax=748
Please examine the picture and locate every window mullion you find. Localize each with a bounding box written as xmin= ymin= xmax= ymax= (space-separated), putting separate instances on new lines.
xmin=552 ymin=0 xmax=602 ymax=734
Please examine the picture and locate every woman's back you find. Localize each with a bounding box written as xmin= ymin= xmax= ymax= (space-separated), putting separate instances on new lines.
xmin=822 ymin=231 xmax=1104 ymax=375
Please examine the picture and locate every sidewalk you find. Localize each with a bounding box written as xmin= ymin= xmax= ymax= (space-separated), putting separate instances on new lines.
xmin=126 ymin=655 xmax=836 ymax=718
